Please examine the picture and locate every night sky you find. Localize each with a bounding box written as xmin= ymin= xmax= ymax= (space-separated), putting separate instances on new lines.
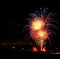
xmin=0 ymin=0 xmax=60 ymax=45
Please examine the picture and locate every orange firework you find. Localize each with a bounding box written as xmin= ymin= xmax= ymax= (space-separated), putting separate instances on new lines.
xmin=24 ymin=8 xmax=58 ymax=42
xmin=30 ymin=17 xmax=45 ymax=31
xmin=23 ymin=8 xmax=58 ymax=52
xmin=37 ymin=30 xmax=48 ymax=40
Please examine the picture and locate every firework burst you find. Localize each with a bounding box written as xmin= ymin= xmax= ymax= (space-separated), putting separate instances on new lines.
xmin=23 ymin=8 xmax=59 ymax=52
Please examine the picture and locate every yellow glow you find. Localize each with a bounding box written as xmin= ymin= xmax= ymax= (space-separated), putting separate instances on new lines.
xmin=31 ymin=19 xmax=45 ymax=30
xmin=38 ymin=31 xmax=48 ymax=40
xmin=38 ymin=31 xmax=44 ymax=37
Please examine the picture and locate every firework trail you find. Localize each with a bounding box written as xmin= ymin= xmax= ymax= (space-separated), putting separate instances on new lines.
xmin=23 ymin=8 xmax=59 ymax=52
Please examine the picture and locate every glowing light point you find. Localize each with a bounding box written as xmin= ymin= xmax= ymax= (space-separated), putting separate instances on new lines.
xmin=42 ymin=47 xmax=47 ymax=52
xmin=32 ymin=47 xmax=38 ymax=52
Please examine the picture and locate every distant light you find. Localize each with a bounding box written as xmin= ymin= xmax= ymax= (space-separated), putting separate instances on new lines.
xmin=3 ymin=43 xmax=6 ymax=46
xmin=56 ymin=48 xmax=59 ymax=49
xmin=22 ymin=48 xmax=24 ymax=50
xmin=12 ymin=46 xmax=15 ymax=49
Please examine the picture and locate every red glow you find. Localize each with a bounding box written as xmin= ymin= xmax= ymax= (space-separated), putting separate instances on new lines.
xmin=32 ymin=47 xmax=38 ymax=52
xmin=42 ymin=47 xmax=47 ymax=52
xmin=30 ymin=30 xmax=39 ymax=40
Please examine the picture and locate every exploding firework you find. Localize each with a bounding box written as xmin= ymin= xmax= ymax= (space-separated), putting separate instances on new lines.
xmin=23 ymin=8 xmax=59 ymax=52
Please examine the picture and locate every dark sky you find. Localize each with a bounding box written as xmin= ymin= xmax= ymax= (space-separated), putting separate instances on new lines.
xmin=0 ymin=0 xmax=60 ymax=44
